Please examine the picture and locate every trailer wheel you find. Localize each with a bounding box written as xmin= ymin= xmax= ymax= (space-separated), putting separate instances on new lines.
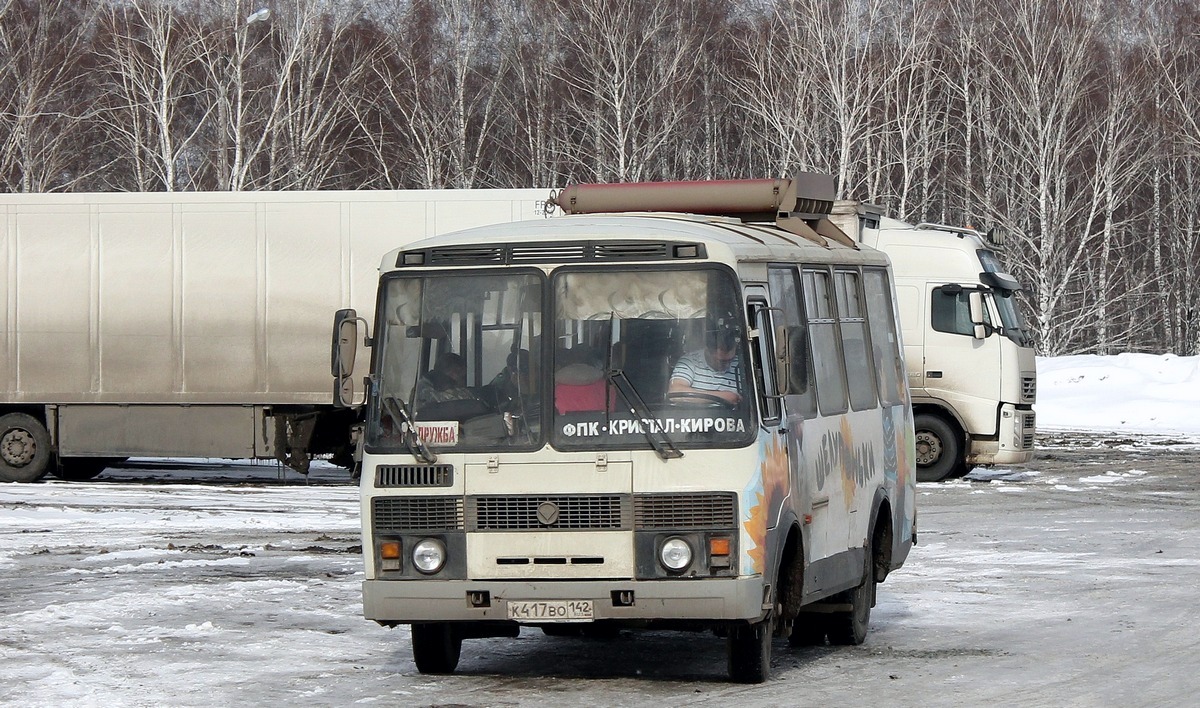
xmin=828 ymin=541 xmax=874 ymax=646
xmin=913 ymin=413 xmax=960 ymax=482
xmin=411 ymin=623 xmax=461 ymax=674
xmin=727 ymin=612 xmax=773 ymax=683
xmin=0 ymin=413 xmax=52 ymax=483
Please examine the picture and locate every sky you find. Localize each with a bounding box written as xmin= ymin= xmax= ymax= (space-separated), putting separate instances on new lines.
xmin=1035 ymin=352 xmax=1200 ymax=436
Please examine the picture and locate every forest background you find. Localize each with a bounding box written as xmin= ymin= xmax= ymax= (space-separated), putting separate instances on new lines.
xmin=1 ymin=0 xmax=1198 ymax=356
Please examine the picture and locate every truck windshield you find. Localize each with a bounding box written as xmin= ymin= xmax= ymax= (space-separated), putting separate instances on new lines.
xmin=550 ymin=266 xmax=754 ymax=451
xmin=992 ymin=289 xmax=1034 ymax=348
xmin=366 ymin=270 xmax=545 ymax=453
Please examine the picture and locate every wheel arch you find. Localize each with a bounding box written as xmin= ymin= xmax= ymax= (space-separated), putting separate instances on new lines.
xmin=868 ymin=487 xmax=894 ymax=582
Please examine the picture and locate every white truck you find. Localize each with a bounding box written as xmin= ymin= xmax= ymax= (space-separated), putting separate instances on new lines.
xmin=830 ymin=202 xmax=1037 ymax=481
xmin=0 ymin=189 xmax=550 ymax=483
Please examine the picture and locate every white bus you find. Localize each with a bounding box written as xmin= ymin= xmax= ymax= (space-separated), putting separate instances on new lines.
xmin=335 ymin=175 xmax=916 ymax=683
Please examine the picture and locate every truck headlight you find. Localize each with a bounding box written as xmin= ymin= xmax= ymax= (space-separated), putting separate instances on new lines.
xmin=412 ymin=538 xmax=446 ymax=574
xmin=659 ymin=537 xmax=693 ymax=572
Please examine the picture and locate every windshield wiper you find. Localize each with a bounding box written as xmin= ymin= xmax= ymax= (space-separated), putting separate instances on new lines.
xmin=607 ymin=368 xmax=683 ymax=461
xmin=382 ymin=395 xmax=437 ymax=463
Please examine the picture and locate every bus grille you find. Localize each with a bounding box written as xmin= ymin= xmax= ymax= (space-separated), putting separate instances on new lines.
xmin=1021 ymin=375 xmax=1037 ymax=403
xmin=634 ymin=493 xmax=737 ymax=529
xmin=375 ymin=464 xmax=453 ymax=488
xmin=372 ymin=496 xmax=463 ymax=532
xmin=469 ymin=495 xmax=630 ymax=531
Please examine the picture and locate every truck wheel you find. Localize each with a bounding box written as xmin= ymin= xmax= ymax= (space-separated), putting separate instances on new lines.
xmin=0 ymin=413 xmax=52 ymax=483
xmin=828 ymin=541 xmax=874 ymax=646
xmin=727 ymin=613 xmax=772 ymax=683
xmin=411 ymin=623 xmax=461 ymax=674
xmin=913 ymin=413 xmax=960 ymax=482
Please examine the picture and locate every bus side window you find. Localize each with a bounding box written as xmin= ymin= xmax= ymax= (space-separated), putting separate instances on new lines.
xmin=864 ymin=268 xmax=905 ymax=406
xmin=768 ymin=266 xmax=817 ymax=418
xmin=835 ymin=269 xmax=878 ymax=412
xmin=803 ymin=267 xmax=848 ymax=416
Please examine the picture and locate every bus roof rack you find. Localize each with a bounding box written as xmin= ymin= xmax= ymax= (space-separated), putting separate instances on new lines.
xmin=550 ymin=174 xmax=856 ymax=249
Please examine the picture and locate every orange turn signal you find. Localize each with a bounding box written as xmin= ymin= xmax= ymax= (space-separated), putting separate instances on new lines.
xmin=380 ymin=541 xmax=402 ymax=559
xmin=709 ymin=538 xmax=731 ymax=556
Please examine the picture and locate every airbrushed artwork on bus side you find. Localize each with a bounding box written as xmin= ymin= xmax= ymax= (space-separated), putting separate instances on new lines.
xmin=742 ymin=431 xmax=790 ymax=576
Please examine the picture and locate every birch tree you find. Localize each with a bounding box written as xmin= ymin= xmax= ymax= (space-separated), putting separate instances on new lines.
xmin=0 ymin=0 xmax=98 ymax=192
xmin=95 ymin=1 xmax=209 ymax=191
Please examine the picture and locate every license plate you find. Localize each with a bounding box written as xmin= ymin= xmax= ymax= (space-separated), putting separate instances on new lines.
xmin=506 ymin=599 xmax=594 ymax=622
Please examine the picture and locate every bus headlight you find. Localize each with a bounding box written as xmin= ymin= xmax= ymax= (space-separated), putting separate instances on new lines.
xmin=658 ymin=537 xmax=693 ymax=572
xmin=412 ymin=538 xmax=447 ymax=574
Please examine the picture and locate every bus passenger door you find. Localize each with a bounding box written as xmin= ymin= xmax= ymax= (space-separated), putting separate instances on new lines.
xmin=765 ymin=269 xmax=831 ymax=565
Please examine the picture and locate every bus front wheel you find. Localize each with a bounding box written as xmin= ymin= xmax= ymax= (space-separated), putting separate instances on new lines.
xmin=727 ymin=612 xmax=772 ymax=683
xmin=914 ymin=413 xmax=960 ymax=482
xmin=411 ymin=623 xmax=461 ymax=674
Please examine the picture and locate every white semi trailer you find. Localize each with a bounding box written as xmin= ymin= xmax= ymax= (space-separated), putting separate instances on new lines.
xmin=0 ymin=189 xmax=550 ymax=483
xmin=829 ymin=202 xmax=1037 ymax=481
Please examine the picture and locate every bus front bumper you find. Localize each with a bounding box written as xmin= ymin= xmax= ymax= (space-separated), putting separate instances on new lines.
xmin=363 ymin=577 xmax=767 ymax=624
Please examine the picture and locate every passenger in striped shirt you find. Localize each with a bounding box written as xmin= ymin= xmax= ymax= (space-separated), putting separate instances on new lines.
xmin=668 ymin=326 xmax=743 ymax=406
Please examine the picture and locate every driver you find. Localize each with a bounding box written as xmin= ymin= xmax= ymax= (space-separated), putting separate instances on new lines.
xmin=414 ymin=352 xmax=479 ymax=406
xmin=668 ymin=319 xmax=743 ymax=406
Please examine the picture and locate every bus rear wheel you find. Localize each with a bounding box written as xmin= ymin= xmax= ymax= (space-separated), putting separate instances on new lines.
xmin=914 ymin=413 xmax=960 ymax=482
xmin=828 ymin=542 xmax=874 ymax=646
xmin=411 ymin=623 xmax=461 ymax=674
xmin=727 ymin=612 xmax=772 ymax=683
xmin=0 ymin=413 xmax=52 ymax=483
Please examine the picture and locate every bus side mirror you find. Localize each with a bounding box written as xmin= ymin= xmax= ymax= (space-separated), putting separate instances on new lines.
xmin=968 ymin=291 xmax=987 ymax=340
xmin=332 ymin=309 xmax=360 ymax=408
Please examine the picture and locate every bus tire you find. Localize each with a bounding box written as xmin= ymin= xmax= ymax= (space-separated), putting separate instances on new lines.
xmin=727 ymin=613 xmax=772 ymax=683
xmin=411 ymin=623 xmax=461 ymax=674
xmin=828 ymin=541 xmax=874 ymax=646
xmin=0 ymin=413 xmax=52 ymax=483
xmin=914 ymin=413 xmax=960 ymax=482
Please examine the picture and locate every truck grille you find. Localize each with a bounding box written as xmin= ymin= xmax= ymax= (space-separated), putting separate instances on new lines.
xmin=372 ymin=496 xmax=463 ymax=532
xmin=375 ymin=464 xmax=453 ymax=488
xmin=634 ymin=493 xmax=737 ymax=529
xmin=1021 ymin=412 xmax=1037 ymax=449
xmin=1021 ymin=375 xmax=1037 ymax=403
xmin=468 ymin=495 xmax=630 ymax=531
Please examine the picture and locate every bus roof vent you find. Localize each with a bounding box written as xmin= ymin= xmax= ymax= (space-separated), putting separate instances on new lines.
xmin=510 ymin=242 xmax=588 ymax=262
xmin=594 ymin=241 xmax=670 ymax=259
xmin=400 ymin=240 xmax=704 ymax=267
xmin=427 ymin=245 xmax=504 ymax=265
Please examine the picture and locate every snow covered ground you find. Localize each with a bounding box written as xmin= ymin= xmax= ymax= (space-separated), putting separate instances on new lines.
xmin=2 ymin=354 xmax=1199 ymax=706
xmin=1036 ymin=353 xmax=1200 ymax=437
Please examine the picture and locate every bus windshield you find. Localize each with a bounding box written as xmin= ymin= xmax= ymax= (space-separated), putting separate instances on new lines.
xmin=366 ymin=270 xmax=545 ymax=453
xmin=365 ymin=265 xmax=756 ymax=456
xmin=550 ymin=266 xmax=754 ymax=451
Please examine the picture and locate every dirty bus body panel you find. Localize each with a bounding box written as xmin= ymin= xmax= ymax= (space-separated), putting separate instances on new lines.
xmin=830 ymin=203 xmax=1036 ymax=482
xmin=0 ymin=189 xmax=549 ymax=483
xmin=349 ymin=175 xmax=916 ymax=683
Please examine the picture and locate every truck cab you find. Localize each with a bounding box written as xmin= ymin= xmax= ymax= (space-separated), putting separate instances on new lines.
xmin=834 ymin=204 xmax=1036 ymax=481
